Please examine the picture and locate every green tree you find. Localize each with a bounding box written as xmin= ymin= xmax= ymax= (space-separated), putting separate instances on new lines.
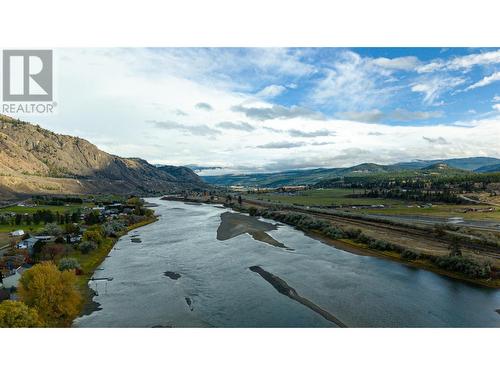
xmin=83 ymin=229 xmax=103 ymax=245
xmin=44 ymin=222 xmax=63 ymax=236
xmin=79 ymin=240 xmax=97 ymax=254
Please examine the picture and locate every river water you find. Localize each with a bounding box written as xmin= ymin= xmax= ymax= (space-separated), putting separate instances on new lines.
xmin=74 ymin=198 xmax=500 ymax=328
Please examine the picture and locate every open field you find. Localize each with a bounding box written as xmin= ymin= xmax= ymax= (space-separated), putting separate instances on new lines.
xmin=0 ymin=232 xmax=10 ymax=249
xmin=246 ymin=188 xmax=403 ymax=207
xmin=0 ymin=223 xmax=45 ymax=234
xmin=246 ymin=188 xmax=500 ymax=222
xmin=0 ymin=204 xmax=90 ymax=214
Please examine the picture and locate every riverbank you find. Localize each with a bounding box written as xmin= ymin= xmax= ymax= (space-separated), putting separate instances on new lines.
xmin=76 ymin=216 xmax=158 ymax=317
xmin=161 ymin=196 xmax=500 ymax=289
xmin=306 ymin=230 xmax=500 ymax=289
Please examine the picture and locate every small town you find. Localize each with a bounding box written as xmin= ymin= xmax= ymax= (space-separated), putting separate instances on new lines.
xmin=0 ymin=196 xmax=156 ymax=326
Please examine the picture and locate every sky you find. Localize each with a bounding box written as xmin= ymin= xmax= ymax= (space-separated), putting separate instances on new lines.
xmin=16 ymin=48 xmax=500 ymax=175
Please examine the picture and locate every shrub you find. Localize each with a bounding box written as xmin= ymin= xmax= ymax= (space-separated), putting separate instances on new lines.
xmin=43 ymin=222 xmax=63 ymax=237
xmin=64 ymin=223 xmax=80 ymax=235
xmin=323 ymin=227 xmax=344 ymax=239
xmin=433 ymin=256 xmax=491 ymax=278
xmin=54 ymin=236 xmax=65 ymax=244
xmin=103 ymin=221 xmax=126 ymax=237
xmin=343 ymin=227 xmax=362 ymax=240
xmin=248 ymin=207 xmax=258 ymax=216
xmin=79 ymin=240 xmax=97 ymax=254
xmin=401 ymin=249 xmax=419 ymax=260
xmin=41 ymin=244 xmax=66 ymax=261
xmin=58 ymin=257 xmax=80 ymax=271
xmin=83 ymin=229 xmax=103 ymax=245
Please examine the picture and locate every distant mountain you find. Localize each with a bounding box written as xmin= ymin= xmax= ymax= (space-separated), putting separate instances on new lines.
xmin=420 ymin=162 xmax=469 ymax=173
xmin=0 ymin=115 xmax=206 ymax=198
xmin=156 ymin=165 xmax=204 ymax=185
xmin=475 ymin=163 xmax=500 ymax=173
xmin=340 ymin=163 xmax=398 ymax=174
xmin=395 ymin=157 xmax=500 ymax=171
xmin=203 ymin=157 xmax=500 ymax=188
xmin=203 ymin=168 xmax=343 ymax=188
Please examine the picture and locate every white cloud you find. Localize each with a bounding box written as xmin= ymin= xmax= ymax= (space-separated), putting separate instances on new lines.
xmin=311 ymin=51 xmax=397 ymax=110
xmin=417 ymin=49 xmax=500 ymax=73
xmin=422 ymin=136 xmax=449 ymax=145
xmin=465 ymin=72 xmax=500 ymax=91
xmin=371 ymin=56 xmax=420 ymax=71
xmin=391 ymin=109 xmax=443 ymax=121
xmin=416 ymin=61 xmax=446 ymax=74
xmin=195 ymin=102 xmax=213 ymax=111
xmin=215 ymin=121 xmax=255 ymax=132
xmin=494 ymin=95 xmax=500 ymax=102
xmin=288 ymin=129 xmax=336 ymax=137
xmin=448 ymin=50 xmax=500 ymax=71
xmin=338 ymin=109 xmax=384 ymax=123
xmin=339 ymin=109 xmax=443 ymax=123
xmin=411 ymin=76 xmax=465 ymax=105
xmin=256 ymin=84 xmax=286 ymax=98
xmin=232 ymin=104 xmax=324 ymax=121
xmin=150 ymin=120 xmax=221 ymax=136
xmin=255 ymin=141 xmax=305 ymax=149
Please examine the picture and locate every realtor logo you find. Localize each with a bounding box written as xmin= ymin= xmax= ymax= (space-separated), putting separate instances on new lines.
xmin=2 ymin=50 xmax=53 ymax=102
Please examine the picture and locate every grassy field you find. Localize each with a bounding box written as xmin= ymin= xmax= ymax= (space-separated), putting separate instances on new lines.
xmin=0 ymin=223 xmax=45 ymax=233
xmin=0 ymin=232 xmax=10 ymax=248
xmin=246 ymin=188 xmax=404 ymax=207
xmin=0 ymin=204 xmax=90 ymax=214
xmin=246 ymin=188 xmax=500 ymax=221
xmin=0 ymin=203 xmax=89 ymax=233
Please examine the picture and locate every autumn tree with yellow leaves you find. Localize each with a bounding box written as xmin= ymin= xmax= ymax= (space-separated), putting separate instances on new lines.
xmin=0 ymin=300 xmax=44 ymax=328
xmin=18 ymin=262 xmax=82 ymax=327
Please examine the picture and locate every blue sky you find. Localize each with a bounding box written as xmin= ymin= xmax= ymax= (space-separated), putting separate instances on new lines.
xmin=216 ymin=47 xmax=500 ymax=126
xmin=16 ymin=48 xmax=500 ymax=174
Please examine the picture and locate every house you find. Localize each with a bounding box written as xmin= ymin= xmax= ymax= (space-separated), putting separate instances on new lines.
xmin=1 ymin=265 xmax=32 ymax=290
xmin=10 ymin=229 xmax=25 ymax=237
xmin=34 ymin=235 xmax=53 ymax=241
xmin=16 ymin=238 xmax=39 ymax=254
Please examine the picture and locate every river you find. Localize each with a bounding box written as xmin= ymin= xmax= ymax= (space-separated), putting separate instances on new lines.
xmin=74 ymin=198 xmax=500 ymax=328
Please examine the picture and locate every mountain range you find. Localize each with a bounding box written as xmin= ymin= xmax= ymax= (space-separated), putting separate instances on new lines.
xmin=202 ymin=158 xmax=500 ymax=187
xmin=0 ymin=115 xmax=206 ymax=199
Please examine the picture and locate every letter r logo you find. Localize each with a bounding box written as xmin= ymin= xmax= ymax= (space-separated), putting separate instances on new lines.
xmin=2 ymin=50 xmax=53 ymax=101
